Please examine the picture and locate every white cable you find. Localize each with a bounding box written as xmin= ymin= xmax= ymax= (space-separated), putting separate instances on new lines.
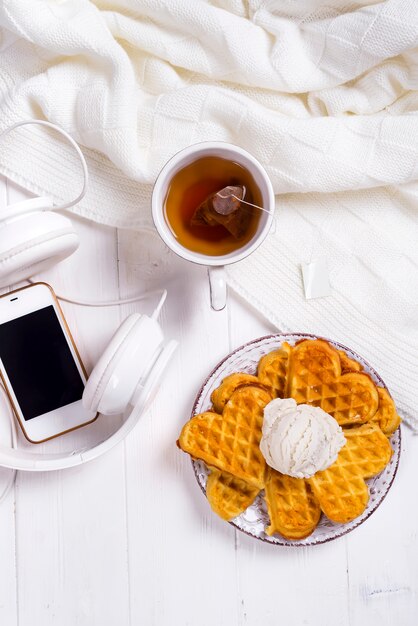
xmin=0 ymin=119 xmax=88 ymax=211
xmin=0 ymin=384 xmax=17 ymax=504
xmin=26 ymin=278 xmax=167 ymax=310
xmin=151 ymin=289 xmax=167 ymax=320
xmin=55 ymin=288 xmax=167 ymax=309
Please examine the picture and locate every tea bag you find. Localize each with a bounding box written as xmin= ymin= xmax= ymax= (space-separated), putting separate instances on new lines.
xmin=190 ymin=185 xmax=250 ymax=239
xmin=301 ymin=258 xmax=332 ymax=299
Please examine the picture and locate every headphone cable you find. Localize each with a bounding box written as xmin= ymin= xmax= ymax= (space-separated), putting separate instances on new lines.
xmin=0 ymin=119 xmax=88 ymax=211
xmin=26 ymin=279 xmax=167 ymax=317
xmin=0 ymin=384 xmax=17 ymax=505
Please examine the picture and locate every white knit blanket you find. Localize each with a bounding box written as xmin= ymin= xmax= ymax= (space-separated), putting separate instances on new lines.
xmin=1 ymin=0 xmax=418 ymax=427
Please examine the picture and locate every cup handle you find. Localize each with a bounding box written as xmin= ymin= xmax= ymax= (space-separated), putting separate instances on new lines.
xmin=208 ymin=266 xmax=227 ymax=311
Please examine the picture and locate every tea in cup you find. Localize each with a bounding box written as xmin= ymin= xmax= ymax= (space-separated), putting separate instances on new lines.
xmin=152 ymin=143 xmax=274 ymax=310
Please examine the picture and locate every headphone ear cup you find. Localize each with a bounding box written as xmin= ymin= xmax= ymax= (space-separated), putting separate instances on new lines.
xmin=82 ymin=314 xmax=141 ymax=414
xmin=0 ymin=210 xmax=79 ymax=288
xmin=131 ymin=339 xmax=178 ymax=414
xmin=83 ymin=314 xmax=165 ymax=415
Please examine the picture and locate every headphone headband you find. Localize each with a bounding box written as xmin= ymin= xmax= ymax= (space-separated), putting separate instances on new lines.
xmin=0 ymin=338 xmax=177 ymax=472
xmin=0 ymin=123 xmax=178 ymax=474
xmin=0 ymin=119 xmax=89 ymax=211
xmin=0 ymin=392 xmax=144 ymax=471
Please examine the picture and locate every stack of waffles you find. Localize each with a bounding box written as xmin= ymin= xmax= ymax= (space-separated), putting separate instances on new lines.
xmin=178 ymin=339 xmax=400 ymax=540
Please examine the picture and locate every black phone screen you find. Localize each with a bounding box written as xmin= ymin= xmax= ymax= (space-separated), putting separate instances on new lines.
xmin=0 ymin=305 xmax=85 ymax=420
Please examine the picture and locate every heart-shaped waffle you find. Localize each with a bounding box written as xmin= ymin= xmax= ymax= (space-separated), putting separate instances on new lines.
xmin=264 ymin=469 xmax=321 ymax=540
xmin=206 ymin=470 xmax=260 ymax=521
xmin=307 ymin=423 xmax=392 ymax=523
xmin=211 ymin=373 xmax=260 ymax=414
xmin=179 ymin=385 xmax=272 ymax=489
xmin=257 ymin=342 xmax=292 ymax=397
xmin=180 ymin=337 xmax=398 ymax=541
xmin=209 ymin=376 xmax=270 ymax=519
xmin=205 ymin=348 xmax=393 ymax=526
xmin=338 ymin=350 xmax=363 ymax=373
xmin=288 ymin=339 xmax=379 ymax=426
xmin=371 ymin=387 xmax=401 ymax=435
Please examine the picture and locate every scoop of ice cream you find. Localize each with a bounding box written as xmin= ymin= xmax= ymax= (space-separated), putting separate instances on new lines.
xmin=260 ymin=398 xmax=346 ymax=479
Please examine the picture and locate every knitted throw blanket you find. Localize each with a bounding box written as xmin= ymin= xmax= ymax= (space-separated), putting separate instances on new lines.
xmin=1 ymin=0 xmax=417 ymax=427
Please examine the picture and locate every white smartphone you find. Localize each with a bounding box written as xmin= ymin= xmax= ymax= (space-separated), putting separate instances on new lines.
xmin=0 ymin=282 xmax=97 ymax=443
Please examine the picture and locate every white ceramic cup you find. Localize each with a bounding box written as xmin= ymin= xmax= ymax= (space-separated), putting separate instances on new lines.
xmin=152 ymin=142 xmax=275 ymax=311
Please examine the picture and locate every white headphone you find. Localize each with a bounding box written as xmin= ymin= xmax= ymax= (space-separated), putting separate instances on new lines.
xmin=0 ymin=120 xmax=89 ymax=288
xmin=0 ymin=120 xmax=178 ymax=474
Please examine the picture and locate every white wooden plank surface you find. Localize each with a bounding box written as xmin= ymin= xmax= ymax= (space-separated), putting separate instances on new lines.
xmin=4 ymin=180 xmax=130 ymax=626
xmin=0 ymin=176 xmax=18 ymax=626
xmin=227 ymin=297 xmax=351 ymax=626
xmin=346 ymin=427 xmax=418 ymax=625
xmin=0 ymin=177 xmax=417 ymax=626
xmin=117 ymin=230 xmax=240 ymax=626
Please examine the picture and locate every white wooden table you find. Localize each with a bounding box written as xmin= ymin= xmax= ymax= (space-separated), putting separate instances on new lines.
xmin=0 ymin=176 xmax=417 ymax=626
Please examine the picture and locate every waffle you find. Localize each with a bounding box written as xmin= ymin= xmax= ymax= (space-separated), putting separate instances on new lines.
xmin=338 ymin=350 xmax=363 ymax=373
xmin=288 ymin=339 xmax=379 ymax=426
xmin=206 ymin=470 xmax=260 ymax=520
xmin=209 ymin=376 xmax=269 ymax=520
xmin=372 ymin=387 xmax=401 ymax=435
xmin=264 ymin=469 xmax=321 ymax=539
xmin=211 ymin=373 xmax=260 ymax=414
xmin=179 ymin=385 xmax=271 ymax=488
xmin=179 ymin=337 xmax=397 ymax=539
xmin=342 ymin=422 xmax=393 ymax=477
xmin=308 ymin=423 xmax=392 ymax=523
xmin=257 ymin=343 xmax=292 ymax=397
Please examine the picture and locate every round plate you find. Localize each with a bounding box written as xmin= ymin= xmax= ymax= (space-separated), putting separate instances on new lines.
xmin=191 ymin=334 xmax=401 ymax=546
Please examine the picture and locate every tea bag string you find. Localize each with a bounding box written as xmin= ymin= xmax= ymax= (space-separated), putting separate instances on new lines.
xmin=217 ymin=187 xmax=273 ymax=215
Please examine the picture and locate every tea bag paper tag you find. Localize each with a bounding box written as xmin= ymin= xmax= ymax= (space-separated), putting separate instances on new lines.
xmin=212 ymin=185 xmax=245 ymax=215
xmin=301 ymin=258 xmax=332 ymax=299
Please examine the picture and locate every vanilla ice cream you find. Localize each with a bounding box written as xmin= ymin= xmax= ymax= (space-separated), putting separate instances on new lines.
xmin=260 ymin=398 xmax=346 ymax=478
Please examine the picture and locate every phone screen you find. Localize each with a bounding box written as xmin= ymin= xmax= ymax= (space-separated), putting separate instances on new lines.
xmin=0 ymin=305 xmax=85 ymax=420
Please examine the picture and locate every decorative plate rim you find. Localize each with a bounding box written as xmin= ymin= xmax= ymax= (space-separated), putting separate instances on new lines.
xmin=189 ymin=333 xmax=401 ymax=547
